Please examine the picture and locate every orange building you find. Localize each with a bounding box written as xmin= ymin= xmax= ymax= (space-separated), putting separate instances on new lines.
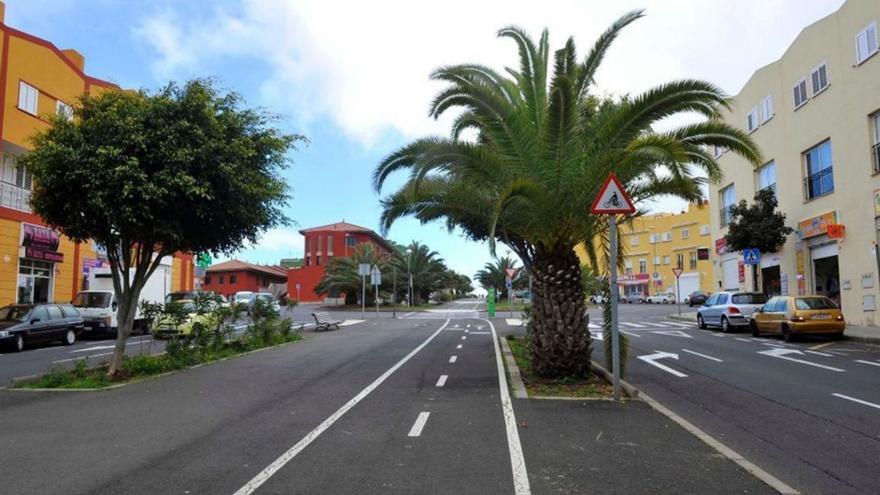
xmin=0 ymin=2 xmax=193 ymax=305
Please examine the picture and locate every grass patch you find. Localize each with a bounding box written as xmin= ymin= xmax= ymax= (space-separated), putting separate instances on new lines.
xmin=506 ymin=335 xmax=613 ymax=398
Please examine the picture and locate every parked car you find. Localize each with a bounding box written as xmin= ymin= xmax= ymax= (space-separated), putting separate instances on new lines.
xmin=233 ymin=291 xmax=255 ymax=312
xmin=751 ymin=295 xmax=844 ymax=341
xmin=253 ymin=292 xmax=281 ymax=314
xmin=588 ymin=294 xmax=607 ymax=304
xmin=152 ymin=299 xmax=218 ymax=339
xmin=0 ymin=303 xmax=83 ymax=352
xmin=697 ymin=292 xmax=769 ymax=332
xmin=686 ymin=291 xmax=710 ymax=307
xmin=621 ymin=292 xmax=646 ymax=304
xmin=646 ymin=292 xmax=676 ymax=304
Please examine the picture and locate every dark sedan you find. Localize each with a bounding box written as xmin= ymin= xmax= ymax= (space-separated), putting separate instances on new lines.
xmin=687 ymin=291 xmax=711 ymax=307
xmin=0 ymin=304 xmax=84 ymax=352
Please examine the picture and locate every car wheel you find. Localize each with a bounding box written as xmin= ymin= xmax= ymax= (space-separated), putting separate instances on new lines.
xmin=63 ymin=329 xmax=76 ymax=346
xmin=697 ymin=314 xmax=706 ymax=330
xmin=12 ymin=333 xmax=24 ymax=352
xmin=721 ymin=316 xmax=730 ymax=333
xmin=750 ymin=321 xmax=760 ymax=337
xmin=782 ymin=324 xmax=794 ymax=342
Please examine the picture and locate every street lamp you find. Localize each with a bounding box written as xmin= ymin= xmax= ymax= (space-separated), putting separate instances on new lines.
xmin=406 ymin=248 xmax=413 ymax=307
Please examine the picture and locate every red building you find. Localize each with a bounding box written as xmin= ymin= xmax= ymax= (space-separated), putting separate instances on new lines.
xmin=288 ymin=222 xmax=394 ymax=303
xmin=202 ymin=260 xmax=288 ymax=300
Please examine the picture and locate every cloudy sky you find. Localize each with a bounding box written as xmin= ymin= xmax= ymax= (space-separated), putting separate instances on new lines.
xmin=7 ymin=0 xmax=845 ymax=282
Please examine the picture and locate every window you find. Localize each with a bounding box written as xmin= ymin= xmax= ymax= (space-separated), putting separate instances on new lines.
xmin=625 ymin=267 xmax=632 ymax=275
xmin=759 ymin=95 xmax=774 ymax=123
xmin=856 ymin=21 xmax=878 ymax=65
xmin=317 ymin=255 xmax=321 ymax=266
xmin=219 ymin=276 xmax=225 ymax=284
xmin=676 ymin=254 xmax=684 ymax=269
xmin=18 ymin=82 xmax=38 ymax=115
xmin=653 ymin=256 xmax=660 ymax=266
xmin=732 ymin=293 xmax=768 ymax=305
xmin=793 ymin=79 xmax=808 ymax=109
xmin=60 ymin=305 xmax=79 ymax=318
xmin=662 ymin=232 xmax=672 ymax=242
xmin=649 ymin=233 xmax=658 ymax=244
xmin=689 ymin=251 xmax=697 ymax=269
xmin=46 ymin=305 xmax=63 ymax=320
xmin=639 ymin=260 xmax=647 ymax=273
xmin=757 ymin=160 xmax=776 ymax=195
xmin=624 ymin=260 xmax=632 ymax=269
xmin=705 ymin=294 xmax=718 ymax=306
xmin=746 ymin=107 xmax=759 ymax=133
xmin=317 ymin=235 xmax=322 ymax=253
xmin=327 ymin=235 xmax=334 ymax=254
xmin=810 ymin=62 xmax=829 ymax=95
xmin=629 ymin=236 xmax=639 ymax=247
xmin=720 ymin=185 xmax=735 ymax=226
xmin=229 ymin=275 xmax=237 ymax=284
xmin=345 ymin=235 xmax=356 ymax=247
xmin=305 ymin=256 xmax=310 ymax=266
xmin=681 ymin=228 xmax=689 ymax=240
xmin=32 ymin=307 xmax=48 ymax=322
xmin=305 ymin=237 xmax=310 ymax=254
xmin=205 ymin=276 xmax=212 ymax=285
xmin=803 ymin=140 xmax=834 ymax=199
xmin=716 ymin=294 xmax=729 ymax=305
xmin=56 ymin=100 xmax=72 ymax=120
xmin=662 ymin=255 xmax=670 ymax=265
xmin=873 ymin=113 xmax=880 ymax=174
xmin=700 ymin=225 xmax=710 ymax=236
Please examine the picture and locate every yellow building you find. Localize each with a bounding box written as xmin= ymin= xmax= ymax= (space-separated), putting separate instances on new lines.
xmin=0 ymin=2 xmax=194 ymax=305
xmin=708 ymin=0 xmax=880 ymax=327
xmin=577 ymin=202 xmax=714 ymax=302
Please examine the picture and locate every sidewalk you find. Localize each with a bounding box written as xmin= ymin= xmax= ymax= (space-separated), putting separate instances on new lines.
xmin=667 ymin=311 xmax=880 ymax=344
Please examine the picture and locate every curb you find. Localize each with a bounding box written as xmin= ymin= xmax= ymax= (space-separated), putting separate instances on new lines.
xmin=589 ymin=361 xmax=639 ymax=398
xmin=842 ymin=333 xmax=880 ymax=345
xmin=498 ymin=337 xmax=528 ymax=399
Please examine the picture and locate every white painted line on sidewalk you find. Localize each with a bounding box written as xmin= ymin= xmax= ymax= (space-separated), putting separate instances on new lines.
xmin=407 ymin=412 xmax=431 ymax=437
xmin=449 ymin=355 xmax=458 ymax=363
xmin=436 ymin=375 xmax=448 ymax=387
xmin=682 ymin=348 xmax=723 ymax=362
xmin=231 ymin=319 xmax=451 ymax=495
xmin=621 ymin=322 xmax=646 ymax=328
xmin=805 ymin=350 xmax=833 ymax=357
xmin=456 ymin=344 xmax=462 ymax=349
xmin=483 ymin=318 xmax=531 ymax=495
xmin=831 ymin=393 xmax=880 ymax=410
xmin=855 ymin=359 xmax=880 ymax=368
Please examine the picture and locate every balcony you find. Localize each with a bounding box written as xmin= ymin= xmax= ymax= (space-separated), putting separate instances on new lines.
xmin=803 ymin=167 xmax=834 ymax=200
xmin=873 ymin=143 xmax=880 ymax=174
xmin=0 ymin=181 xmax=31 ymax=212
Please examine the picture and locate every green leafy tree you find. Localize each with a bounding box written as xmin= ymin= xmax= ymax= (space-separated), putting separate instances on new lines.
xmin=724 ymin=188 xmax=794 ymax=291
xmin=373 ymin=13 xmax=760 ymax=377
xmin=388 ymin=241 xmax=449 ymax=304
xmin=22 ymin=79 xmax=302 ymax=377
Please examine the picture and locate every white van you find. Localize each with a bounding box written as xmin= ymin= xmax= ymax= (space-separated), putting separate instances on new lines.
xmin=73 ymin=262 xmax=170 ymax=335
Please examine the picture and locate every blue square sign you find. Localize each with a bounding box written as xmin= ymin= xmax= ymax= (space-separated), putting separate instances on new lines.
xmin=743 ymin=248 xmax=761 ymax=265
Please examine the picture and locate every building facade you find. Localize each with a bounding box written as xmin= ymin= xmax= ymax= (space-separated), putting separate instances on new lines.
xmin=0 ymin=2 xmax=194 ymax=305
xmin=577 ymin=202 xmax=714 ymax=301
xmin=708 ymin=0 xmax=880 ymax=326
xmin=288 ymin=221 xmax=394 ymax=302
xmin=202 ymin=260 xmax=287 ymax=300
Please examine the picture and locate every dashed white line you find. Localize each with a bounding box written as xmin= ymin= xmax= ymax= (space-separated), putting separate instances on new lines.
xmin=642 ymin=322 xmax=669 ymax=328
xmin=231 ymin=319 xmax=450 ymax=495
xmin=682 ymin=348 xmax=723 ymax=362
xmin=449 ymin=355 xmax=458 ymax=363
xmin=407 ymin=412 xmax=431 ymax=437
xmin=855 ymin=359 xmax=880 ymax=368
xmin=436 ymin=375 xmax=448 ymax=387
xmin=832 ymin=393 xmax=880 ymax=410
xmin=621 ymin=322 xmax=646 ymax=328
xmin=805 ymin=350 xmax=833 ymax=357
xmin=461 ymin=336 xmax=467 ymax=340
xmin=456 ymin=344 xmax=462 ymax=349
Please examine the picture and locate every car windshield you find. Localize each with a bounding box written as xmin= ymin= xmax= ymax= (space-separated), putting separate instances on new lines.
xmin=795 ymin=297 xmax=837 ymax=310
xmin=235 ymin=293 xmax=253 ymax=301
xmin=732 ymin=293 xmax=768 ymax=304
xmin=256 ymin=294 xmax=273 ymax=301
xmin=0 ymin=306 xmax=30 ymax=322
xmin=73 ymin=292 xmax=112 ymax=308
xmin=166 ymin=292 xmax=193 ymax=303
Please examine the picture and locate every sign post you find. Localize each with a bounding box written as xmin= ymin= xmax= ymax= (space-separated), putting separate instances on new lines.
xmin=358 ymin=263 xmax=371 ymax=318
xmin=505 ymin=268 xmax=518 ymax=317
xmin=672 ymin=267 xmax=683 ymax=317
xmin=371 ymin=265 xmax=382 ymax=316
xmin=590 ymin=173 xmax=636 ymax=402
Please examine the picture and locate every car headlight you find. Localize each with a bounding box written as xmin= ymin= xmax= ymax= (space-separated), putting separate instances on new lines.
xmin=0 ymin=330 xmax=9 ymax=337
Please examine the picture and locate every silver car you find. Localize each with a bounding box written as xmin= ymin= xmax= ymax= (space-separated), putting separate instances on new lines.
xmin=621 ymin=292 xmax=646 ymax=304
xmin=697 ymin=291 xmax=769 ymax=332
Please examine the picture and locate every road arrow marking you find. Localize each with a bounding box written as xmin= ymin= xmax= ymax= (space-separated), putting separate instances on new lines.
xmin=831 ymin=393 xmax=880 ymax=410
xmin=637 ymin=351 xmax=687 ymax=377
xmin=757 ymin=348 xmax=845 ymax=372
xmin=650 ymin=330 xmax=693 ymax=339
xmin=682 ymin=348 xmax=723 ymax=362
xmin=805 ymin=350 xmax=833 ymax=357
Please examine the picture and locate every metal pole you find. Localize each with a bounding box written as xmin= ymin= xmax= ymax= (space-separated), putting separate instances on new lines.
xmin=610 ymin=215 xmax=621 ymax=402
xmin=375 ymin=282 xmax=379 ymax=315
xmin=393 ymin=266 xmax=397 ymax=318
xmin=676 ymin=276 xmax=681 ymax=317
xmin=361 ymin=273 xmax=366 ymax=319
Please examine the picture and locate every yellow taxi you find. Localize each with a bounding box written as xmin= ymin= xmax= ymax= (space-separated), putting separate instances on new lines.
xmin=751 ymin=295 xmax=845 ymax=341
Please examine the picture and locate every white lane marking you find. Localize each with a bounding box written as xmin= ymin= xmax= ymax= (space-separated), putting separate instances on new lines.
xmin=400 ymin=312 xmax=416 ymax=318
xmin=456 ymin=344 xmax=462 ymax=349
xmin=711 ymin=333 xmax=726 ymax=337
xmin=682 ymin=348 xmax=723 ymax=362
xmin=831 ymin=393 xmax=880 ymax=410
xmin=735 ymin=338 xmax=752 ymax=343
xmin=52 ymin=352 xmax=113 ymax=364
xmin=469 ymin=331 xmax=490 ymax=335
xmin=637 ymin=352 xmax=687 ymax=378
xmin=650 ymin=330 xmax=692 ymax=339
xmin=461 ymin=336 xmax=467 ymax=340
xmin=642 ymin=322 xmax=670 ymax=327
xmin=620 ymin=330 xmax=642 ymax=338
xmin=761 ymin=342 xmax=786 ymax=348
xmin=465 ymin=329 xmax=470 ymax=333
xmin=70 ymin=345 xmax=117 ymax=353
xmin=505 ymin=318 xmax=523 ymax=326
xmin=436 ymin=375 xmax=448 ymax=387
xmin=664 ymin=322 xmax=693 ymax=328
xmin=483 ymin=318 xmax=531 ymax=495
xmin=466 ymin=324 xmax=471 ymax=328
xmin=621 ymin=322 xmax=646 ymax=328
xmin=588 ymin=322 xmax=601 ymax=329
xmin=407 ymin=412 xmax=431 ymax=437
xmin=449 ymin=355 xmax=458 ymax=363
xmin=805 ymin=350 xmax=833 ymax=357
xmin=855 ymin=359 xmax=880 ymax=368
xmin=757 ymin=348 xmax=845 ymax=372
xmin=231 ymin=319 xmax=450 ymax=495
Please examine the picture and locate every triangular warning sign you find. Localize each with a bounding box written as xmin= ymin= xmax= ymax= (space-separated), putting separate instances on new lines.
xmin=590 ymin=173 xmax=636 ymax=214
xmin=505 ymin=268 xmax=518 ymax=279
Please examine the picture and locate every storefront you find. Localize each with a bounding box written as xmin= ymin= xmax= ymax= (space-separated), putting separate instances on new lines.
xmin=760 ymin=252 xmax=782 ymax=296
xmin=17 ymin=223 xmax=63 ymax=304
xmin=715 ymin=237 xmax=742 ymax=291
xmin=618 ymin=273 xmax=650 ymax=296
xmin=797 ymin=212 xmax=842 ymax=305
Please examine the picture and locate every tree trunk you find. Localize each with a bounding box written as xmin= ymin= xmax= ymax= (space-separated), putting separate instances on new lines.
xmin=107 ymin=292 xmax=138 ymax=377
xmin=528 ymin=244 xmax=591 ymax=378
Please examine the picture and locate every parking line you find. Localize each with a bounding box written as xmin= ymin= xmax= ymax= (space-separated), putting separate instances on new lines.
xmin=231 ymin=319 xmax=450 ymax=495
xmin=436 ymin=375 xmax=448 ymax=387
xmin=449 ymin=355 xmax=457 ymax=363
xmin=831 ymin=393 xmax=880 ymax=410
xmin=855 ymin=359 xmax=880 ymax=368
xmin=407 ymin=412 xmax=431 ymax=437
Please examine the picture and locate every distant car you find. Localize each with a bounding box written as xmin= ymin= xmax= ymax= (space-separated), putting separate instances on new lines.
xmin=152 ymin=300 xmax=218 ymax=339
xmin=621 ymin=292 xmax=646 ymax=304
xmin=0 ymin=303 xmax=83 ymax=352
xmin=233 ymin=291 xmax=255 ymax=312
xmin=697 ymin=292 xmax=768 ymax=332
xmin=253 ymin=292 xmax=281 ymax=313
xmin=686 ymin=291 xmax=710 ymax=307
xmin=588 ymin=294 xmax=607 ymax=304
xmin=645 ymin=292 xmax=676 ymax=304
xmin=751 ymin=295 xmax=845 ymax=341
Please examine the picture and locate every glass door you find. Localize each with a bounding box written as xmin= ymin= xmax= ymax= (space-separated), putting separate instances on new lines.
xmin=17 ymin=259 xmax=53 ymax=304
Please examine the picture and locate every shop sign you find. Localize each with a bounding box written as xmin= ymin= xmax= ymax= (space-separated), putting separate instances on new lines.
xmin=826 ymin=224 xmax=845 ymax=239
xmin=617 ymin=273 xmax=649 ymax=286
xmin=714 ymin=237 xmax=728 ymax=255
xmin=697 ymin=248 xmax=710 ymax=260
xmin=797 ymin=211 xmax=837 ymax=239
xmin=738 ymin=261 xmax=745 ymax=284
xmin=21 ymin=224 xmax=64 ymax=263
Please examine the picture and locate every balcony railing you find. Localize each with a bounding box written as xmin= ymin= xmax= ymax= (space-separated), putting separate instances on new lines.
xmin=0 ymin=181 xmax=31 ymax=213
xmin=803 ymin=167 xmax=834 ymax=200
xmin=873 ymin=143 xmax=880 ymax=174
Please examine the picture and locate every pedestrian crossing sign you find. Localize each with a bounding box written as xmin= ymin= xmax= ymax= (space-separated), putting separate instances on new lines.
xmin=743 ymin=248 xmax=760 ymax=265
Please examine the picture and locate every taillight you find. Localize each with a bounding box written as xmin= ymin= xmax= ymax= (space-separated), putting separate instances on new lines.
xmin=790 ymin=315 xmax=805 ymax=322
xmin=727 ymin=306 xmax=741 ymax=315
xmin=836 ymin=315 xmax=844 ymax=321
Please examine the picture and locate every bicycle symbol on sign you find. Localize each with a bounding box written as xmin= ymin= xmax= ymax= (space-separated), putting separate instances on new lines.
xmin=603 ymin=192 xmax=623 ymax=209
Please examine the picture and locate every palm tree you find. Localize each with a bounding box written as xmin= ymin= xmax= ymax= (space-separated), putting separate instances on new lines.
xmin=388 ymin=241 xmax=448 ymax=304
xmin=474 ymin=256 xmax=525 ymax=299
xmin=314 ymin=243 xmax=388 ymax=305
xmin=373 ymin=12 xmax=760 ymax=377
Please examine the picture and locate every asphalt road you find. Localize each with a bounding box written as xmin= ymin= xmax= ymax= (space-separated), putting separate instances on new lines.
xmin=588 ymin=302 xmax=880 ymax=495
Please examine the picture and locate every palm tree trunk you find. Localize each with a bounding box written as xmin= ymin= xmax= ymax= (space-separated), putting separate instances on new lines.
xmin=528 ymin=243 xmax=591 ymax=378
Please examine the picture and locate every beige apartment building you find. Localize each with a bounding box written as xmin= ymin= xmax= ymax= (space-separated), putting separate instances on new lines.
xmin=708 ymin=0 xmax=880 ymax=327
